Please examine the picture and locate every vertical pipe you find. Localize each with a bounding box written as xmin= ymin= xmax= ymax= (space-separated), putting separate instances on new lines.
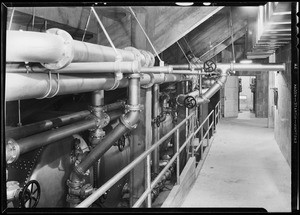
xmin=90 ymin=90 xmax=104 ymax=189
xmin=176 ymin=129 xmax=180 ymax=185
xmin=152 ymin=84 xmax=160 ymax=174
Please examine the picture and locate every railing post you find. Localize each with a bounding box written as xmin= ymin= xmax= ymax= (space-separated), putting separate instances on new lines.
xmin=176 ymin=128 xmax=180 ymax=185
xmin=213 ymin=110 xmax=216 ymax=134
xmin=207 ymin=116 xmax=210 ymax=146
xmin=146 ymin=154 xmax=151 ymax=207
xmin=191 ymin=115 xmax=195 ymax=157
xmin=200 ymin=127 xmax=203 ymax=160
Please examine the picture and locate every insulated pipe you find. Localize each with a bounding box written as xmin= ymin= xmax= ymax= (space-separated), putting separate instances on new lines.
xmin=6 ymin=30 xmax=66 ymax=64
xmin=5 ymin=110 xmax=91 ymax=140
xmin=6 ymin=63 xmax=205 ymax=75
xmin=73 ymin=74 xmax=141 ymax=177
xmin=5 ymin=73 xmax=192 ymax=101
xmin=5 ymin=108 xmax=123 ymax=146
xmin=6 ymin=30 xmax=154 ymax=69
xmin=171 ymin=64 xmax=202 ymax=70
xmin=6 ymin=119 xmax=97 ymax=164
xmin=72 ymin=40 xmax=135 ymax=63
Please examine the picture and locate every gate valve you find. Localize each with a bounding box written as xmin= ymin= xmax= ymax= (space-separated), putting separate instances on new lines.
xmin=184 ymin=96 xmax=197 ymax=109
xmin=19 ymin=180 xmax=41 ymax=208
xmin=116 ymin=135 xmax=126 ymax=152
xmin=203 ymin=60 xmax=216 ymax=73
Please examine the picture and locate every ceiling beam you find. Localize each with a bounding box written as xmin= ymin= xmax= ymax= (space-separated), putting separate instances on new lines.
xmin=151 ymin=6 xmax=224 ymax=54
xmin=199 ymin=27 xmax=247 ymax=62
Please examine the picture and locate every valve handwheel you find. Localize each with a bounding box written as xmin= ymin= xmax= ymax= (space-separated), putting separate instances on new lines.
xmin=117 ymin=135 xmax=126 ymax=152
xmin=19 ymin=180 xmax=41 ymax=208
xmin=203 ymin=60 xmax=216 ymax=73
xmin=184 ymin=96 xmax=197 ymax=109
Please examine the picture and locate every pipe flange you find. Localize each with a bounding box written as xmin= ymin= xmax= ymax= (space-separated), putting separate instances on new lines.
xmin=41 ymin=28 xmax=74 ymax=70
xmin=67 ymin=179 xmax=85 ymax=189
xmin=141 ymin=73 xmax=155 ymax=88
xmin=6 ymin=138 xmax=20 ymax=164
xmin=124 ymin=47 xmax=144 ymax=67
xmin=140 ymin=50 xmax=151 ymax=68
xmin=125 ymin=104 xmax=143 ymax=112
xmin=120 ymin=114 xmax=138 ymax=130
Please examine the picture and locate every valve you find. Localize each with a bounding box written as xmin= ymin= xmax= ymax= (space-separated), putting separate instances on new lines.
xmin=116 ymin=135 xmax=126 ymax=152
xmin=184 ymin=96 xmax=197 ymax=109
xmin=203 ymin=60 xmax=216 ymax=73
xmin=19 ymin=180 xmax=41 ymax=208
xmin=152 ymin=116 xmax=161 ymax=127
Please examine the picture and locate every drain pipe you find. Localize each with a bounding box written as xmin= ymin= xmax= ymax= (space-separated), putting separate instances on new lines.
xmin=69 ymin=74 xmax=142 ymax=187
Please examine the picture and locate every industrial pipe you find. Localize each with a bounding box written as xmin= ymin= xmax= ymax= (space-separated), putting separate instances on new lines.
xmin=6 ymin=29 xmax=154 ymax=69
xmin=170 ymin=64 xmax=202 ymax=70
xmin=73 ymin=74 xmax=141 ymax=177
xmin=6 ymin=63 xmax=206 ymax=75
xmin=5 ymin=73 xmax=192 ymax=101
xmin=6 ymin=119 xmax=97 ymax=164
xmin=5 ymin=101 xmax=125 ymax=140
xmin=5 ymin=110 xmax=90 ymax=140
xmin=195 ymin=62 xmax=286 ymax=104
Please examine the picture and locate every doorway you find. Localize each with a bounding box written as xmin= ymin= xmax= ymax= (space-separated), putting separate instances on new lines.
xmin=238 ymin=76 xmax=256 ymax=119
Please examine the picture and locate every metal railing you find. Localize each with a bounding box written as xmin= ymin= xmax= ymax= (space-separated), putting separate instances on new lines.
xmin=76 ymin=101 xmax=221 ymax=208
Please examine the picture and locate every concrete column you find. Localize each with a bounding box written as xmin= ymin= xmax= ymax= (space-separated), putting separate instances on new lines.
xmin=129 ymin=11 xmax=149 ymax=207
xmin=268 ymin=54 xmax=276 ymax=128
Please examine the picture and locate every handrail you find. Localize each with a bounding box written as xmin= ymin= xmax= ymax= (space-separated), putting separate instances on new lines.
xmin=76 ymin=100 xmax=221 ymax=208
xmin=76 ymin=112 xmax=195 ymax=207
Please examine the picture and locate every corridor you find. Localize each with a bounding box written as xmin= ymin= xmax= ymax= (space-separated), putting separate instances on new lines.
xmin=181 ymin=111 xmax=291 ymax=212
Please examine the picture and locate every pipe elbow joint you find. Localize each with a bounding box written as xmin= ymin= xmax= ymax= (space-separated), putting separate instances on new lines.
xmin=196 ymin=96 xmax=210 ymax=104
xmin=120 ymin=109 xmax=141 ymax=130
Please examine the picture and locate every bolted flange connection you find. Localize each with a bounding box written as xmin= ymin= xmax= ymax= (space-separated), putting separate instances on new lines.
xmin=6 ymin=138 xmax=20 ymax=164
xmin=41 ymin=28 xmax=74 ymax=70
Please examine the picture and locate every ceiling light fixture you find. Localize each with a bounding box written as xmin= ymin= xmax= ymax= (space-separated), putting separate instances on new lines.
xmin=203 ymin=2 xmax=211 ymax=6
xmin=175 ymin=2 xmax=194 ymax=6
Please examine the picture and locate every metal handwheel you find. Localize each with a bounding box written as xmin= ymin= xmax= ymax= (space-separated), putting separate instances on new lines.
xmin=19 ymin=180 xmax=41 ymax=208
xmin=203 ymin=60 xmax=216 ymax=73
xmin=184 ymin=96 xmax=197 ymax=109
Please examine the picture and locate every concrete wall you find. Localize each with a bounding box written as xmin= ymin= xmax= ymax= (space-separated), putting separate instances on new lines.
xmin=224 ymin=76 xmax=239 ymax=117
xmin=255 ymin=72 xmax=269 ymax=118
xmin=239 ymin=76 xmax=254 ymax=111
xmin=274 ymin=44 xmax=291 ymax=167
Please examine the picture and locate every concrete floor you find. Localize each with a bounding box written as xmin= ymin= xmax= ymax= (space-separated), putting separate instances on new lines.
xmin=181 ymin=111 xmax=291 ymax=212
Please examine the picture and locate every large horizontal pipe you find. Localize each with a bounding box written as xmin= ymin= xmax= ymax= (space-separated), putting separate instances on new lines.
xmin=6 ymin=30 xmax=154 ymax=69
xmin=5 ymin=108 xmax=123 ymax=140
xmin=5 ymin=73 xmax=191 ymax=101
xmin=6 ymin=110 xmax=90 ymax=140
xmin=6 ymin=118 xmax=97 ymax=163
xmin=217 ymin=62 xmax=286 ymax=73
xmin=171 ymin=64 xmax=202 ymax=70
xmin=6 ymin=63 xmax=207 ymax=75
